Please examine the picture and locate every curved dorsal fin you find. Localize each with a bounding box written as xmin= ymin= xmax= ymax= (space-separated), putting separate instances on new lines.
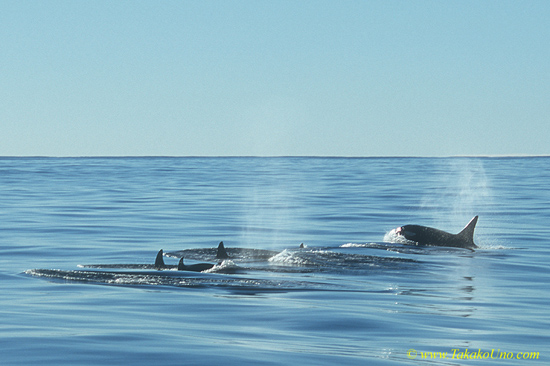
xmin=216 ymin=241 xmax=229 ymax=259
xmin=178 ymin=257 xmax=185 ymax=271
xmin=457 ymin=216 xmax=478 ymax=245
xmin=154 ymin=249 xmax=165 ymax=269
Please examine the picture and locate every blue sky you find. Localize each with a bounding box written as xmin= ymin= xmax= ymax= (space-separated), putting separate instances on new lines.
xmin=1 ymin=0 xmax=548 ymax=156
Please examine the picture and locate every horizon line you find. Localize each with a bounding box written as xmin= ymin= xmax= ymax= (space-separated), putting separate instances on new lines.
xmin=1 ymin=154 xmax=549 ymax=159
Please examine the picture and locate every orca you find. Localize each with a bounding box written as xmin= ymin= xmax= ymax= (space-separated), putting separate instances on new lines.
xmin=216 ymin=241 xmax=229 ymax=259
xmin=394 ymin=216 xmax=478 ymax=248
xmin=156 ymin=249 xmax=217 ymax=271
xmin=155 ymin=249 xmax=166 ymax=269
xmin=177 ymin=257 xmax=216 ymax=272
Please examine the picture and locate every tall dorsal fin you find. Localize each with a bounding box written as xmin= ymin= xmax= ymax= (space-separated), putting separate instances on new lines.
xmin=154 ymin=249 xmax=165 ymax=269
xmin=216 ymin=241 xmax=229 ymax=259
xmin=457 ymin=216 xmax=478 ymax=245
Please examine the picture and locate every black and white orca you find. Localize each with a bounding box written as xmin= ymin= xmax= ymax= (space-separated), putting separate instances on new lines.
xmin=155 ymin=248 xmax=219 ymax=272
xmin=177 ymin=257 xmax=216 ymax=272
xmin=394 ymin=216 xmax=479 ymax=248
xmin=216 ymin=241 xmax=229 ymax=259
xmin=154 ymin=249 xmax=167 ymax=269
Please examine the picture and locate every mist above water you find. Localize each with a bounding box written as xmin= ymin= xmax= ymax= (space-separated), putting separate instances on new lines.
xmin=421 ymin=159 xmax=492 ymax=231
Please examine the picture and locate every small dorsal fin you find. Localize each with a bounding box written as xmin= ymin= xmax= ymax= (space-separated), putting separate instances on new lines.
xmin=457 ymin=216 xmax=478 ymax=245
xmin=216 ymin=241 xmax=229 ymax=259
xmin=154 ymin=249 xmax=165 ymax=269
xmin=177 ymin=257 xmax=185 ymax=271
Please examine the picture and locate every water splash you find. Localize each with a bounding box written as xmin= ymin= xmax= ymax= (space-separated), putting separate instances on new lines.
xmin=268 ymin=249 xmax=315 ymax=266
xmin=383 ymin=229 xmax=416 ymax=245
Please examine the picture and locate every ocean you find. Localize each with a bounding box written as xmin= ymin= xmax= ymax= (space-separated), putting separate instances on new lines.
xmin=1 ymin=157 xmax=548 ymax=365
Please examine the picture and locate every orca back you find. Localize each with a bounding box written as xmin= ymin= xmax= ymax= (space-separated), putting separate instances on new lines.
xmin=400 ymin=216 xmax=478 ymax=248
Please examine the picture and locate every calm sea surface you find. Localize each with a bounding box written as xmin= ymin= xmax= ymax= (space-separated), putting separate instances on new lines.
xmin=1 ymin=157 xmax=548 ymax=365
